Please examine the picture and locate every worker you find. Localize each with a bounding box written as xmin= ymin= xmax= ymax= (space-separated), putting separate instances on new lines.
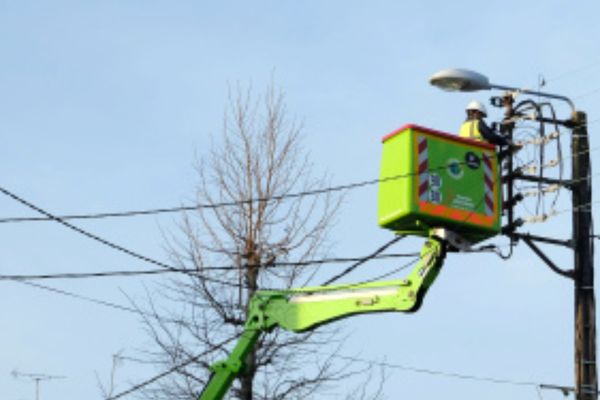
xmin=459 ymin=100 xmax=511 ymax=146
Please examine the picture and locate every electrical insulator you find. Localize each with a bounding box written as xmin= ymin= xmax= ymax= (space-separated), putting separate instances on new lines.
xmin=523 ymin=209 xmax=558 ymax=224
xmin=517 ymin=165 xmax=538 ymax=175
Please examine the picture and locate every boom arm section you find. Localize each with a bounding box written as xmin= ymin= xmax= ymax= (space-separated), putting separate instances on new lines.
xmin=199 ymin=236 xmax=446 ymax=400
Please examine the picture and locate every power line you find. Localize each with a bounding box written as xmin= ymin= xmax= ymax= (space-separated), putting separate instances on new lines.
xmin=0 ymin=185 xmax=177 ymax=270
xmin=545 ymin=58 xmax=600 ymax=84
xmin=0 ymin=253 xmax=421 ymax=282
xmin=0 ymin=171 xmax=435 ymax=223
xmin=18 ymin=281 xmax=147 ymax=314
xmin=1 ymin=123 xmax=595 ymax=288
xmin=0 ymin=185 xmax=246 ymax=289
xmin=574 ymin=87 xmax=600 ymax=101
xmin=1 ymin=118 xmax=599 ymax=227
xmin=0 ymin=182 xmax=428 ymax=293
xmin=3 ymin=127 xmax=599 ymax=226
xmin=0 ymin=159 xmax=518 ymax=225
xmin=104 ymin=341 xmax=565 ymax=400
xmin=105 ymin=336 xmax=240 ymax=400
xmin=519 ymin=197 xmax=600 ymax=226
xmin=320 ymin=235 xmax=406 ymax=285
xmin=332 ymin=353 xmax=550 ymax=388
xmin=16 ymin=281 xmax=217 ymax=321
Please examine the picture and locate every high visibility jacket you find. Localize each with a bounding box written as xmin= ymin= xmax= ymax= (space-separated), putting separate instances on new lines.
xmin=459 ymin=120 xmax=483 ymax=141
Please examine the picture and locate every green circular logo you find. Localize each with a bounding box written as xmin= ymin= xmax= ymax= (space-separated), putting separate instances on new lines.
xmin=447 ymin=158 xmax=464 ymax=179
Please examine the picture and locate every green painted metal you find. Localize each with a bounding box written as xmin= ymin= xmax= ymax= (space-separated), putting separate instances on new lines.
xmin=198 ymin=329 xmax=260 ymax=400
xmin=199 ymin=235 xmax=447 ymax=400
xmin=378 ymin=124 xmax=501 ymax=242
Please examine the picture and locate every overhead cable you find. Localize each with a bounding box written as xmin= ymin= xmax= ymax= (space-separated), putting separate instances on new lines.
xmin=1 ymin=135 xmax=600 ymax=225
xmin=0 ymin=165 xmax=464 ymax=223
xmin=0 ymin=185 xmax=243 ymax=289
xmin=105 ymin=345 xmax=562 ymax=400
xmin=545 ymin=58 xmax=600 ymax=83
xmin=16 ymin=281 xmax=221 ymax=323
xmin=0 ymin=252 xmax=421 ymax=282
xmin=320 ymin=235 xmax=406 ymax=285
xmin=19 ymin=281 xmax=141 ymax=314
xmin=0 ymin=186 xmax=177 ymax=270
xmin=105 ymin=335 xmax=240 ymax=400
xmin=333 ymin=354 xmax=542 ymax=387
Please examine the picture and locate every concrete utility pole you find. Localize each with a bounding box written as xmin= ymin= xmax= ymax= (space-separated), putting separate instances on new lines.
xmin=572 ymin=111 xmax=597 ymax=399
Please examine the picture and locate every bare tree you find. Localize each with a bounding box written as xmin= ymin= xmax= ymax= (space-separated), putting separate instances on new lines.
xmin=136 ymin=83 xmax=354 ymax=400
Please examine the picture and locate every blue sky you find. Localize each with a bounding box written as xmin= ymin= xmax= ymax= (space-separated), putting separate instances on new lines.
xmin=2 ymin=1 xmax=600 ymax=399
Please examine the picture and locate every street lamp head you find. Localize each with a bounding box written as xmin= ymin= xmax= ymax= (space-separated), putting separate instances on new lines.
xmin=429 ymin=68 xmax=491 ymax=92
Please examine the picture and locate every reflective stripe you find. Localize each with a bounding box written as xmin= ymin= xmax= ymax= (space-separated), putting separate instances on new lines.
xmin=482 ymin=154 xmax=494 ymax=216
xmin=459 ymin=120 xmax=483 ymax=141
xmin=417 ymin=136 xmax=429 ymax=202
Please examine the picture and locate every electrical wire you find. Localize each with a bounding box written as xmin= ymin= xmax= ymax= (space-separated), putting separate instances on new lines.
xmin=0 ymin=170 xmax=434 ymax=223
xmin=2 ymin=116 xmax=596 ymax=289
xmin=519 ymin=197 xmax=600 ymax=225
xmin=6 ymin=108 xmax=597 ymax=399
xmin=0 ymin=157 xmax=506 ymax=289
xmin=545 ymin=58 xmax=600 ymax=83
xmin=103 ymin=325 xmax=557 ymax=400
xmin=18 ymin=281 xmax=142 ymax=314
xmin=106 ymin=339 xmax=551 ymax=400
xmin=0 ymin=157 xmax=524 ymax=225
xmin=574 ymin=87 xmax=600 ymax=101
xmin=353 ymin=252 xmax=423 ymax=284
xmin=320 ymin=235 xmax=406 ymax=285
xmin=105 ymin=335 xmax=240 ymax=400
xmin=332 ymin=353 xmax=543 ymax=387
xmin=319 ymin=160 xmax=514 ymax=289
xmin=1 ymin=120 xmax=599 ymax=227
xmin=0 ymin=186 xmax=177 ymax=269
xmin=16 ymin=281 xmax=227 ymax=328
xmin=0 ymin=252 xmax=421 ymax=282
xmin=3 ymin=141 xmax=594 ymax=289
xmin=107 ymin=345 xmax=557 ymax=400
xmin=0 ymin=185 xmax=247 ymax=290
xmin=511 ymin=105 xmax=599 ymax=222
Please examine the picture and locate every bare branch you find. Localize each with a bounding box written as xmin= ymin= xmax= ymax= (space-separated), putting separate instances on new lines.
xmin=117 ymin=82 xmax=369 ymax=400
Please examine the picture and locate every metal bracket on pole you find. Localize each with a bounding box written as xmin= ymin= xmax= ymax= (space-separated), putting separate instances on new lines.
xmin=520 ymin=236 xmax=574 ymax=279
xmin=511 ymin=232 xmax=574 ymax=249
xmin=509 ymin=173 xmax=574 ymax=190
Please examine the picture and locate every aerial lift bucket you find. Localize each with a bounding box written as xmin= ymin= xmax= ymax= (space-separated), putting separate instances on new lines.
xmin=378 ymin=124 xmax=502 ymax=242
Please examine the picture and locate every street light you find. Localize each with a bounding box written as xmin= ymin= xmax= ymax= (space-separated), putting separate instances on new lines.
xmin=429 ymin=68 xmax=575 ymax=111
xmin=429 ymin=67 xmax=594 ymax=400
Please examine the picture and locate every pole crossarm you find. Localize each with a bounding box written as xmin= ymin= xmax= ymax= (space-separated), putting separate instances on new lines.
xmin=509 ymin=174 xmax=574 ymax=190
xmin=511 ymin=232 xmax=574 ymax=249
xmin=520 ymin=236 xmax=574 ymax=279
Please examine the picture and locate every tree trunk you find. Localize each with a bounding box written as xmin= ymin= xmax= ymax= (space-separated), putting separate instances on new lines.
xmin=240 ymin=241 xmax=259 ymax=400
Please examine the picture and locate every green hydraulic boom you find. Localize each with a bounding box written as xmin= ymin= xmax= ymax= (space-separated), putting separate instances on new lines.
xmin=198 ymin=232 xmax=449 ymax=400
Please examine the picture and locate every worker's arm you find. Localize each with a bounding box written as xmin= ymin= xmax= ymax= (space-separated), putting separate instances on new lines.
xmin=478 ymin=120 xmax=511 ymax=146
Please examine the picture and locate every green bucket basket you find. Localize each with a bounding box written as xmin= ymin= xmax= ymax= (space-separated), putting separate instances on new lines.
xmin=378 ymin=124 xmax=502 ymax=242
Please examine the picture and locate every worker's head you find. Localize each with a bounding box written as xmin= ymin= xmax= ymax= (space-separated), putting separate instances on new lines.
xmin=465 ymin=100 xmax=487 ymax=119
